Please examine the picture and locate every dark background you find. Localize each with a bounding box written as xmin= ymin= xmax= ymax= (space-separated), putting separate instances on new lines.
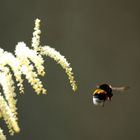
xmin=0 ymin=0 xmax=139 ymax=140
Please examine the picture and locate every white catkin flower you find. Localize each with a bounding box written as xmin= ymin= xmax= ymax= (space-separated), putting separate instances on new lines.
xmin=31 ymin=18 xmax=77 ymax=91
xmin=15 ymin=42 xmax=46 ymax=94
xmin=0 ymin=128 xmax=6 ymax=140
xmin=40 ymin=46 xmax=77 ymax=91
xmin=31 ymin=18 xmax=41 ymax=51
xmin=0 ymin=69 xmax=18 ymax=119
xmin=16 ymin=42 xmax=45 ymax=76
xmin=0 ymin=93 xmax=20 ymax=135
xmin=0 ymin=51 xmax=24 ymax=93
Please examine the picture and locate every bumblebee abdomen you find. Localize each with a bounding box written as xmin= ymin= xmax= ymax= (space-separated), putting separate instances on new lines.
xmin=93 ymin=89 xmax=107 ymax=101
xmin=93 ymin=93 xmax=107 ymax=100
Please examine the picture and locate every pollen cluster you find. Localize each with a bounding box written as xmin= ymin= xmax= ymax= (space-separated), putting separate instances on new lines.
xmin=0 ymin=19 xmax=77 ymax=140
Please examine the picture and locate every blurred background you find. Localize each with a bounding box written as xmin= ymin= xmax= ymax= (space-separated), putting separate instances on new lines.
xmin=0 ymin=0 xmax=140 ymax=140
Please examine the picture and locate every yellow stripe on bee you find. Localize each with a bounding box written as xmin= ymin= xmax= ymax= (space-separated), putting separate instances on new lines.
xmin=93 ymin=89 xmax=106 ymax=95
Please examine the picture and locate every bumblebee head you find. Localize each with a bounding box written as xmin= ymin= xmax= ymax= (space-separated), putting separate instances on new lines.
xmin=98 ymin=84 xmax=113 ymax=100
xmin=99 ymin=84 xmax=112 ymax=94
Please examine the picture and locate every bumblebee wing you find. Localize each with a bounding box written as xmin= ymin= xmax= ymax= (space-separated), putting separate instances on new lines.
xmin=111 ymin=86 xmax=130 ymax=92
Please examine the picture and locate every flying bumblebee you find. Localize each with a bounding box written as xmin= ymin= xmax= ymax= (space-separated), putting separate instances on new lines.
xmin=93 ymin=84 xmax=129 ymax=106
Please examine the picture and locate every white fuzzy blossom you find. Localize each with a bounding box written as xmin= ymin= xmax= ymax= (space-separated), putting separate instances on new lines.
xmin=0 ymin=94 xmax=20 ymax=135
xmin=32 ymin=19 xmax=77 ymax=91
xmin=15 ymin=42 xmax=46 ymax=94
xmin=0 ymin=68 xmax=17 ymax=119
xmin=0 ymin=50 xmax=24 ymax=93
xmin=0 ymin=18 xmax=77 ymax=140
xmin=40 ymin=46 xmax=77 ymax=91
xmin=31 ymin=18 xmax=41 ymax=51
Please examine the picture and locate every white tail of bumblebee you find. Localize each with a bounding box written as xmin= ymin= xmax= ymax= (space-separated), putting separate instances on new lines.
xmin=93 ymin=97 xmax=104 ymax=106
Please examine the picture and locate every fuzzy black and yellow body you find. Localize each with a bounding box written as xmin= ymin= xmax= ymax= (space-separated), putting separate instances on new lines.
xmin=93 ymin=84 xmax=113 ymax=106
xmin=93 ymin=84 xmax=129 ymax=106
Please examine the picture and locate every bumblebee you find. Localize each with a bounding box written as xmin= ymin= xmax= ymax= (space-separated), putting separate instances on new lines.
xmin=93 ymin=84 xmax=129 ymax=106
